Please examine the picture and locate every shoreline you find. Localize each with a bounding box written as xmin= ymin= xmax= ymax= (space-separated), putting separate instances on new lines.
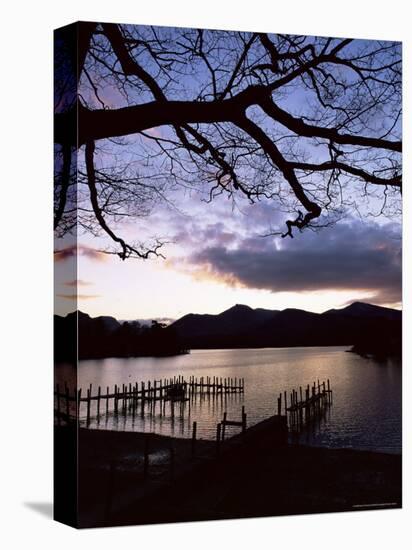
xmin=74 ymin=426 xmax=401 ymax=527
xmin=80 ymin=426 xmax=401 ymax=456
xmin=74 ymin=344 xmax=351 ymax=362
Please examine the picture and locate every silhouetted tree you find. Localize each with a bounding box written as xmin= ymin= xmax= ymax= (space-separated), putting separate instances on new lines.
xmin=55 ymin=311 xmax=185 ymax=360
xmin=55 ymin=24 xmax=401 ymax=258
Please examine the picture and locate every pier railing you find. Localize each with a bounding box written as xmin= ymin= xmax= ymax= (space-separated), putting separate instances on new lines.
xmin=54 ymin=375 xmax=245 ymax=426
xmin=69 ymin=377 xmax=332 ymax=524
xmin=279 ymin=379 xmax=333 ymax=432
xmin=55 ymin=376 xmax=332 ymax=436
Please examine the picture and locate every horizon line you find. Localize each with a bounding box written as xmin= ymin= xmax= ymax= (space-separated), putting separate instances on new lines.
xmin=57 ymin=299 xmax=402 ymax=322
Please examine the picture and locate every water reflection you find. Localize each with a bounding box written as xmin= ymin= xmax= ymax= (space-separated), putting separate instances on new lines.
xmin=63 ymin=346 xmax=401 ymax=453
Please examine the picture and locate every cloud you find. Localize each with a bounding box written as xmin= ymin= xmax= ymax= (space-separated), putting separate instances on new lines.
xmin=57 ymin=294 xmax=101 ymax=300
xmin=63 ymin=279 xmax=93 ymax=287
xmin=54 ymin=245 xmax=76 ymax=262
xmin=177 ymin=220 xmax=401 ymax=306
xmin=122 ymin=317 xmax=176 ymax=326
xmin=54 ymin=245 xmax=107 ymax=262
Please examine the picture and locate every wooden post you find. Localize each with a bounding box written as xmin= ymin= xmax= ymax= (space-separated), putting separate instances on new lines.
xmin=242 ymin=407 xmax=247 ymax=433
xmin=191 ymin=421 xmax=197 ymax=458
xmin=86 ymin=388 xmax=91 ymax=425
xmin=222 ymin=411 xmax=227 ymax=441
xmin=77 ymin=388 xmax=81 ymax=419
xmin=97 ymin=385 xmax=101 ymax=417
xmin=216 ymin=423 xmax=221 ymax=456
xmin=277 ymin=393 xmax=282 ymax=416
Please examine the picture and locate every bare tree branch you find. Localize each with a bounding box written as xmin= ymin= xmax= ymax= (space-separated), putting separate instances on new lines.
xmin=54 ymin=24 xmax=402 ymax=246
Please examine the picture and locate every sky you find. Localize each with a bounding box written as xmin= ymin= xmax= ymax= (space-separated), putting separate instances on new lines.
xmin=54 ymin=29 xmax=402 ymax=321
xmin=54 ymin=184 xmax=402 ymax=320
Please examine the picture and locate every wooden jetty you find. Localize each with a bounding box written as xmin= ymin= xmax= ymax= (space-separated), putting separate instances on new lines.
xmin=209 ymin=380 xmax=332 ymax=459
xmin=219 ymin=406 xmax=247 ymax=443
xmin=54 ymin=375 xmax=245 ymax=426
xmin=55 ymin=375 xmax=332 ymax=458
xmin=280 ymin=379 xmax=332 ymax=432
xmin=75 ymin=378 xmax=334 ymax=525
xmin=98 ymin=407 xmax=289 ymax=525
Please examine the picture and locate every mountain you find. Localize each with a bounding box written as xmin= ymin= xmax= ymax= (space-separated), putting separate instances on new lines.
xmin=54 ymin=311 xmax=187 ymax=361
xmin=171 ymin=302 xmax=401 ymax=355
xmin=326 ymin=301 xmax=402 ymax=321
xmin=173 ymin=304 xmax=278 ymax=341
xmin=77 ymin=311 xmax=121 ymax=333
xmin=54 ymin=302 xmax=401 ymax=362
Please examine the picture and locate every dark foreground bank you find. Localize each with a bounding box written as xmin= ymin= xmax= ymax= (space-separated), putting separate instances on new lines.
xmin=64 ymin=425 xmax=402 ymax=528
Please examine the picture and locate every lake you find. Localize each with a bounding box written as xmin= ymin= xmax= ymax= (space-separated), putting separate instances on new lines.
xmin=68 ymin=346 xmax=401 ymax=454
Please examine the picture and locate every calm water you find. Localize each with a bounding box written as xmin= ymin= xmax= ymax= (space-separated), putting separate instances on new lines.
xmin=68 ymin=346 xmax=401 ymax=454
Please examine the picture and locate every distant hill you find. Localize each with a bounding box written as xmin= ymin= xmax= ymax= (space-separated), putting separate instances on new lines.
xmin=54 ymin=302 xmax=401 ymax=362
xmin=325 ymin=301 xmax=401 ymax=321
xmin=175 ymin=304 xmax=278 ymax=341
xmin=171 ymin=302 xmax=401 ymax=356
xmin=54 ymin=311 xmax=187 ymax=361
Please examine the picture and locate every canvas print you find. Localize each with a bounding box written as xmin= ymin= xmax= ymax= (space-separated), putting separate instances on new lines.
xmin=54 ymin=22 xmax=402 ymax=528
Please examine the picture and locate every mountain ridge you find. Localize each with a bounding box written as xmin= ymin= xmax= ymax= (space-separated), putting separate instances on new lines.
xmin=171 ymin=301 xmax=401 ymax=353
xmin=54 ymin=301 xmax=401 ymax=360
